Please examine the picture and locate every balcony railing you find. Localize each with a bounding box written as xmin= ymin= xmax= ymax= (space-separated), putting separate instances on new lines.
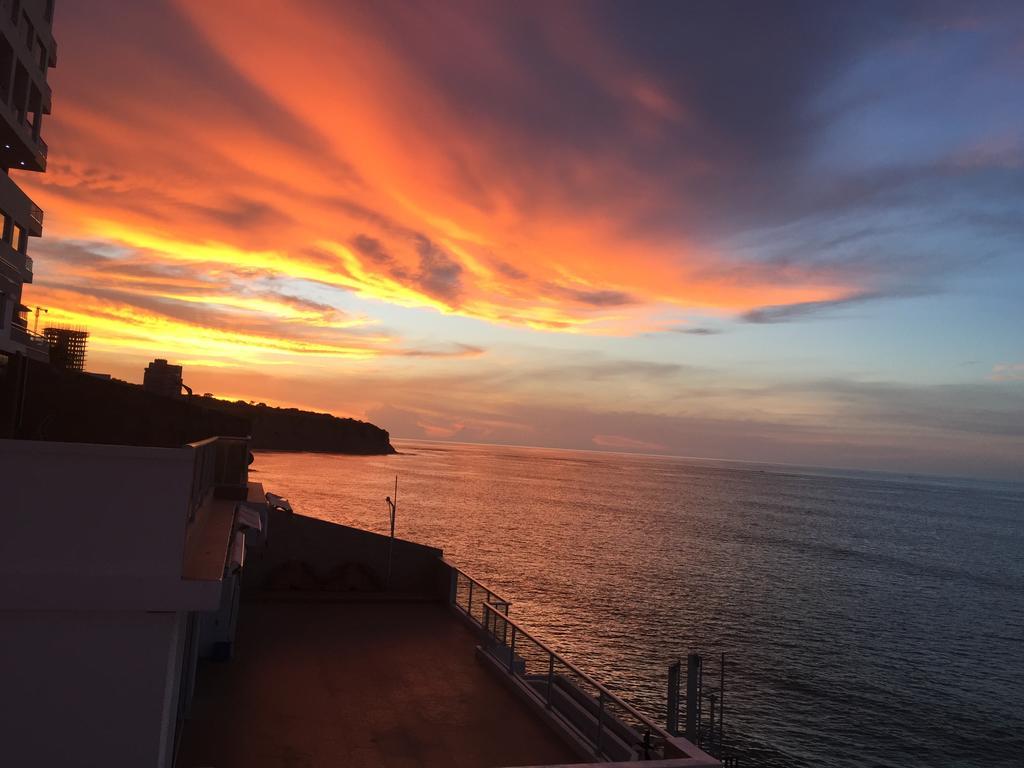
xmin=449 ymin=566 xmax=718 ymax=765
xmin=23 ymin=254 xmax=32 ymax=274
xmin=9 ymin=322 xmax=48 ymax=351
xmin=451 ymin=566 xmax=511 ymax=625
xmin=187 ymin=436 xmax=251 ymax=522
xmin=28 ymin=202 xmax=42 ymax=231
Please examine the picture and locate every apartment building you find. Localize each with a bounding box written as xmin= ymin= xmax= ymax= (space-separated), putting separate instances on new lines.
xmin=0 ymin=0 xmax=54 ymax=362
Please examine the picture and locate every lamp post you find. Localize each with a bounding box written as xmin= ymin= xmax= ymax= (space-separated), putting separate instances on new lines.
xmin=385 ymin=475 xmax=397 ymax=588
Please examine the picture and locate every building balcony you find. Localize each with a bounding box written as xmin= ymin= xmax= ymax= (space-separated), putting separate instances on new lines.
xmin=0 ymin=242 xmax=32 ymax=284
xmin=0 ymin=108 xmax=47 ymax=172
xmin=0 ymin=166 xmax=44 ymax=236
xmin=0 ymin=248 xmax=18 ymax=284
xmin=7 ymin=321 xmax=48 ymax=360
xmin=28 ymin=201 xmax=42 ymax=232
xmin=0 ymin=7 xmax=53 ymax=173
xmin=0 ymin=245 xmax=28 ymax=286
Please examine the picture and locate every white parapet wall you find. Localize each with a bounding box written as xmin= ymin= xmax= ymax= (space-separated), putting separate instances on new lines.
xmin=0 ymin=438 xmax=217 ymax=610
xmin=0 ymin=438 xmax=231 ymax=767
xmin=1 ymin=609 xmax=191 ymax=768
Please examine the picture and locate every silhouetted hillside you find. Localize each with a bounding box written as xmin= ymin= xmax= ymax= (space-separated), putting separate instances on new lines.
xmin=199 ymin=398 xmax=395 ymax=455
xmin=0 ymin=356 xmax=395 ymax=454
xmin=1 ymin=357 xmax=246 ymax=446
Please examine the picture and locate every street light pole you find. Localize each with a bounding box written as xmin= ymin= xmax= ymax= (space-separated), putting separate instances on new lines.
xmin=385 ymin=475 xmax=397 ymax=588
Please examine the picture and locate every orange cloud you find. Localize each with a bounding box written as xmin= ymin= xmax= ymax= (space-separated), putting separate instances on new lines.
xmin=18 ymin=0 xmax=861 ymax=365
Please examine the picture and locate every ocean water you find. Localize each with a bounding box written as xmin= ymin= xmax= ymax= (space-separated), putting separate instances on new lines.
xmin=250 ymin=440 xmax=1024 ymax=768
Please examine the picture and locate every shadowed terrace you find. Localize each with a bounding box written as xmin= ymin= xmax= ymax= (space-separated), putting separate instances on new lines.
xmin=177 ymin=598 xmax=579 ymax=768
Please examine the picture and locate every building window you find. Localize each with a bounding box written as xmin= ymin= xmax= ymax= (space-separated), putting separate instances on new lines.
xmin=12 ymin=223 xmax=24 ymax=252
xmin=12 ymin=62 xmax=27 ymax=122
xmin=2 ymin=213 xmax=11 ymax=244
xmin=0 ymin=36 xmax=13 ymax=105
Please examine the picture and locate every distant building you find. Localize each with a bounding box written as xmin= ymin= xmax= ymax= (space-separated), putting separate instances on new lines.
xmin=144 ymin=358 xmax=183 ymax=397
xmin=44 ymin=326 xmax=88 ymax=371
xmin=0 ymin=0 xmax=57 ymax=363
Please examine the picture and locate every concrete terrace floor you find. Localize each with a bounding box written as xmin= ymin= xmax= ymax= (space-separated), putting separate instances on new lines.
xmin=177 ymin=599 xmax=580 ymax=768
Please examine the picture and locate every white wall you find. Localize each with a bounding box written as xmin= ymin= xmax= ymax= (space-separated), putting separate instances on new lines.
xmin=0 ymin=609 xmax=189 ymax=768
xmin=0 ymin=440 xmax=229 ymax=766
xmin=0 ymin=439 xmax=220 ymax=610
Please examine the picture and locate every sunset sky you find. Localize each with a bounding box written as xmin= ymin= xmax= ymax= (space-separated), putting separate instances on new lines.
xmin=20 ymin=1 xmax=1024 ymax=479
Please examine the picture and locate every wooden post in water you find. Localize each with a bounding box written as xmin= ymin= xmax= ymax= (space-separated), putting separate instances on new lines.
xmin=667 ymin=659 xmax=681 ymax=735
xmin=685 ymin=653 xmax=702 ymax=743
xmin=719 ymin=652 xmax=726 ymax=752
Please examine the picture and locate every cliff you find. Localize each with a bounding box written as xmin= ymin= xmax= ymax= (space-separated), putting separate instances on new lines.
xmin=0 ymin=356 xmax=395 ymax=454
xmin=198 ymin=398 xmax=395 ymax=455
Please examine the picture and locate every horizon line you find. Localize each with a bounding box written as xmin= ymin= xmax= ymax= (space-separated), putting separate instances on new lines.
xmin=382 ymin=435 xmax=1024 ymax=488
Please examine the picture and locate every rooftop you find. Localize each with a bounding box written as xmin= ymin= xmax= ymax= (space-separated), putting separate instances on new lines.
xmin=177 ymin=597 xmax=580 ymax=768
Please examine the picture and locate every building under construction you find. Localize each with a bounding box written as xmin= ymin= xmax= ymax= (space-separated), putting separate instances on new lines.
xmin=43 ymin=326 xmax=88 ymax=372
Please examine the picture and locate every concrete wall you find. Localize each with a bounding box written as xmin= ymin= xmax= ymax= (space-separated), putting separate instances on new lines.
xmin=0 ymin=438 xmax=221 ymax=610
xmin=243 ymin=508 xmax=448 ymax=598
xmin=0 ymin=440 xmax=222 ymax=766
xmin=0 ymin=609 xmax=189 ymax=768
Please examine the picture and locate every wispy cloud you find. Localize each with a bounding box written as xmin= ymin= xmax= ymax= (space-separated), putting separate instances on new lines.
xmin=28 ymin=238 xmax=488 ymax=366
xmin=671 ymin=326 xmax=722 ymax=336
xmin=740 ymin=288 xmax=931 ymax=324
xmin=230 ymin=364 xmax=1024 ymax=479
xmin=33 ymin=0 xmax=1000 ymax=339
xmin=592 ymin=434 xmax=668 ymax=452
xmin=991 ymin=363 xmax=1024 ymax=382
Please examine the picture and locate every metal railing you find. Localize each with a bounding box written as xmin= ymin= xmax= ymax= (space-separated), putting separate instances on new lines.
xmin=9 ymin=322 xmax=48 ymax=350
xmin=449 ymin=565 xmax=711 ymax=763
xmin=480 ymin=602 xmax=673 ymax=762
xmin=187 ymin=436 xmax=250 ymax=522
xmin=672 ymin=653 xmax=737 ymax=764
xmin=451 ymin=566 xmax=511 ymax=626
xmin=28 ymin=203 xmax=42 ymax=231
